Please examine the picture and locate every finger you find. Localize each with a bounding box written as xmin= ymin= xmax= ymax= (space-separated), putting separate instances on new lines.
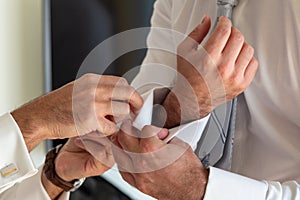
xmin=98 ymin=76 xmax=129 ymax=86
xmin=112 ymin=140 xmax=136 ymax=172
xmin=156 ymin=128 xmax=169 ymax=140
xmin=120 ymin=88 xmax=143 ymax=115
xmin=98 ymin=117 xmax=118 ymax=136
xmin=77 ymin=133 xmax=112 ymax=153
xmin=235 ymin=43 xmax=255 ymax=73
xmin=139 ymin=125 xmax=169 ymax=140
xmin=244 ymin=57 xmax=259 ymax=84
xmin=139 ymin=126 xmax=167 ymax=153
xmin=78 ymin=132 xmax=111 ymax=150
xmin=97 ymin=86 xmax=143 ymax=115
xmin=99 ymin=101 xmax=131 ymax=121
xmin=179 ymin=15 xmax=211 ymax=51
xmin=117 ymin=121 xmax=141 ymax=152
xmin=222 ymin=27 xmax=245 ymax=64
xmin=79 ymin=74 xmax=128 ymax=89
xmin=168 ymin=137 xmax=191 ymax=149
xmin=74 ymin=134 xmax=115 ymax=167
xmin=204 ymin=16 xmax=232 ymax=56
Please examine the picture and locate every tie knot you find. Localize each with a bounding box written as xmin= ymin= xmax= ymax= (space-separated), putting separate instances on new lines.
xmin=216 ymin=0 xmax=238 ymax=20
xmin=217 ymin=0 xmax=239 ymax=7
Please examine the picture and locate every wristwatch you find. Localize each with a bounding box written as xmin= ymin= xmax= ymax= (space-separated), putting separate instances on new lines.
xmin=43 ymin=144 xmax=86 ymax=192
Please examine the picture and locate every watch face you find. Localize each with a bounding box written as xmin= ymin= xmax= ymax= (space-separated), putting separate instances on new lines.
xmin=70 ymin=178 xmax=86 ymax=192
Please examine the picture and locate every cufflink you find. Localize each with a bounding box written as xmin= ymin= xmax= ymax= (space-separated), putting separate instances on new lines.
xmin=0 ymin=163 xmax=18 ymax=178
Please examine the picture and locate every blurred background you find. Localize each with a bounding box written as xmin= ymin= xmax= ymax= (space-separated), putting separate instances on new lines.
xmin=0 ymin=0 xmax=156 ymax=199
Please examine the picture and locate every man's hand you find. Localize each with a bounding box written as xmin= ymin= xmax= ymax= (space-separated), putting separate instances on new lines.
xmin=42 ymin=133 xmax=114 ymax=199
xmin=11 ymin=74 xmax=143 ymax=151
xmin=112 ymin=122 xmax=208 ymax=200
xmin=54 ymin=133 xmax=114 ymax=182
xmin=163 ymin=16 xmax=258 ymax=127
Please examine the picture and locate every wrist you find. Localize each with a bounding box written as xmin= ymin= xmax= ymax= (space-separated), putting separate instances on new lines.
xmin=172 ymin=81 xmax=213 ymax=119
xmin=11 ymin=106 xmax=48 ymax=152
xmin=43 ymin=145 xmax=85 ymax=193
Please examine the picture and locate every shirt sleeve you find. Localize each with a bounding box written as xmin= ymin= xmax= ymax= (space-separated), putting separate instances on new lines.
xmin=0 ymin=166 xmax=70 ymax=200
xmin=131 ymin=0 xmax=210 ymax=149
xmin=0 ymin=113 xmax=38 ymax=193
xmin=204 ymin=167 xmax=300 ymax=200
xmin=131 ymin=0 xmax=177 ymax=92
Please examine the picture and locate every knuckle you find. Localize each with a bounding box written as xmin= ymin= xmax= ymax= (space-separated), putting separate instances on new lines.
xmin=240 ymin=82 xmax=248 ymax=91
xmin=79 ymin=73 xmax=98 ymax=85
xmin=82 ymin=73 xmax=97 ymax=81
xmin=218 ymin=24 xmax=231 ymax=36
xmin=232 ymin=76 xmax=242 ymax=86
xmin=232 ymin=29 xmax=244 ymax=42
xmin=103 ymin=123 xmax=117 ymax=135
xmin=231 ymin=76 xmax=248 ymax=92
xmin=218 ymin=63 xmax=230 ymax=77
xmin=204 ymin=45 xmax=215 ymax=56
xmin=252 ymin=57 xmax=259 ymax=67
xmin=124 ymin=86 xmax=135 ymax=97
xmin=140 ymin=140 xmax=155 ymax=153
xmin=245 ymin=44 xmax=254 ymax=57
xmin=117 ymin=77 xmax=129 ymax=85
xmin=98 ymin=85 xmax=111 ymax=96
xmin=83 ymin=73 xmax=95 ymax=78
xmin=247 ymin=45 xmax=255 ymax=55
xmin=177 ymin=43 xmax=186 ymax=55
xmin=202 ymin=54 xmax=213 ymax=66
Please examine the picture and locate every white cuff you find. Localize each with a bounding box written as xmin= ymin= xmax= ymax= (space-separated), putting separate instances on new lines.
xmin=168 ymin=115 xmax=210 ymax=151
xmin=203 ymin=167 xmax=268 ymax=200
xmin=0 ymin=166 xmax=69 ymax=200
xmin=0 ymin=113 xmax=37 ymax=192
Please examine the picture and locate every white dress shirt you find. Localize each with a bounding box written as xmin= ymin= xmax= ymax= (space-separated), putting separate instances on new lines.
xmin=0 ymin=113 xmax=68 ymax=200
xmin=132 ymin=0 xmax=300 ymax=199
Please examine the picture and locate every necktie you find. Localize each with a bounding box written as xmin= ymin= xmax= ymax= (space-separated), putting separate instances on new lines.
xmin=196 ymin=0 xmax=239 ymax=170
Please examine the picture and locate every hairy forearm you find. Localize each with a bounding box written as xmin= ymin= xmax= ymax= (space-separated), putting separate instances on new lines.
xmin=161 ymin=91 xmax=182 ymax=128
xmin=11 ymin=103 xmax=47 ymax=152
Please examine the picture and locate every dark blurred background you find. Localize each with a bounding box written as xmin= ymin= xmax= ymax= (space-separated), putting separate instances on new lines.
xmin=45 ymin=0 xmax=156 ymax=199
xmin=50 ymin=0 xmax=156 ymax=90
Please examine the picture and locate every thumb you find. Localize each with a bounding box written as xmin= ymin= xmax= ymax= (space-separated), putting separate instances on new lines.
xmin=180 ymin=15 xmax=211 ymax=51
xmin=139 ymin=126 xmax=167 ymax=153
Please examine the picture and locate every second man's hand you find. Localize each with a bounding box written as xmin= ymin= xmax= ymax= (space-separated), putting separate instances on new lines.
xmin=112 ymin=122 xmax=208 ymax=200
xmin=163 ymin=16 xmax=258 ymax=128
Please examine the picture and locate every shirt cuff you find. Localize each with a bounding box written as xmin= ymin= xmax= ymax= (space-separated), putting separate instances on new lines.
xmin=203 ymin=167 xmax=268 ymax=200
xmin=0 ymin=166 xmax=69 ymax=200
xmin=0 ymin=113 xmax=37 ymax=192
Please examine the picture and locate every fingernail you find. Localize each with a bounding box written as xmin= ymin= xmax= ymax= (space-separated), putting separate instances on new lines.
xmin=157 ymin=128 xmax=169 ymax=140
xmin=219 ymin=16 xmax=232 ymax=25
